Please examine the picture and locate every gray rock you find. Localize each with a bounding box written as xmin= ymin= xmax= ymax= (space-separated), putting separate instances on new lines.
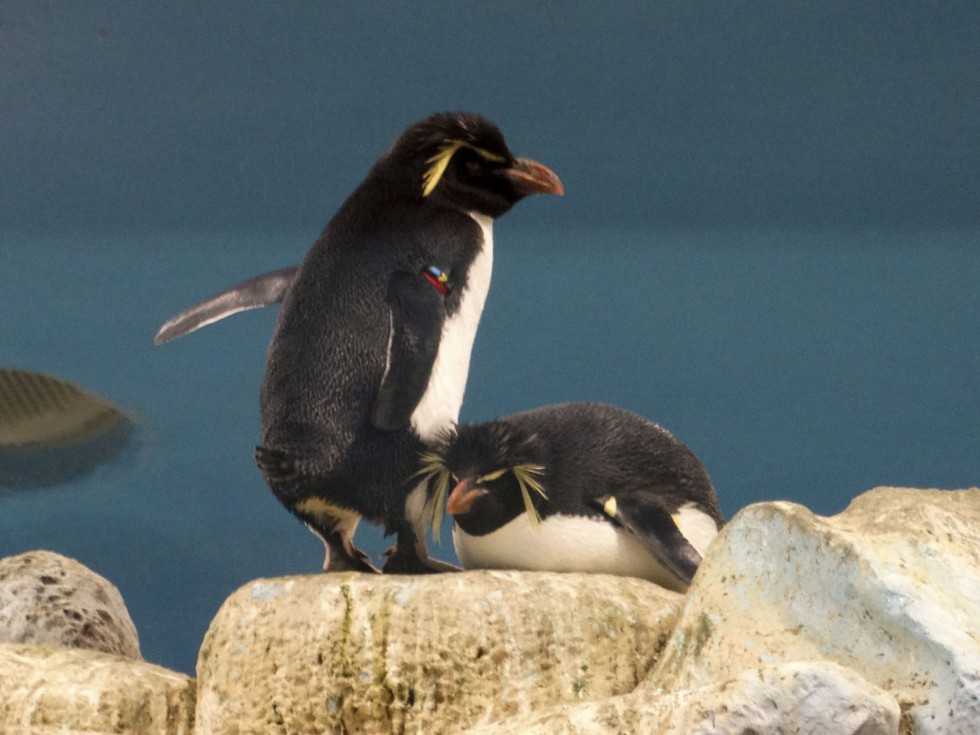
xmin=462 ymin=660 xmax=900 ymax=735
xmin=645 ymin=486 xmax=980 ymax=735
xmin=0 ymin=550 xmax=140 ymax=659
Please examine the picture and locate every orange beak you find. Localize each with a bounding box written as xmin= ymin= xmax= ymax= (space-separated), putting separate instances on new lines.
xmin=503 ymin=158 xmax=564 ymax=197
xmin=446 ymin=478 xmax=489 ymax=516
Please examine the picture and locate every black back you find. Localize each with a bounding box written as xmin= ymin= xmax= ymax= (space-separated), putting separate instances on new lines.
xmin=440 ymin=402 xmax=723 ymax=536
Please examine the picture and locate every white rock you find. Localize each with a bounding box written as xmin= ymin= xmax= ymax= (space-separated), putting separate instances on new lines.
xmin=195 ymin=570 xmax=682 ymax=735
xmin=0 ymin=550 xmax=140 ymax=659
xmin=0 ymin=642 xmax=194 ymax=735
xmin=462 ymin=660 xmax=900 ymax=734
xmin=646 ymin=486 xmax=980 ymax=734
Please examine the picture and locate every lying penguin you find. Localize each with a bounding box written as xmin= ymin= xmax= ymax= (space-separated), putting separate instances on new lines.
xmin=418 ymin=402 xmax=724 ymax=591
xmin=156 ymin=112 xmax=563 ymax=574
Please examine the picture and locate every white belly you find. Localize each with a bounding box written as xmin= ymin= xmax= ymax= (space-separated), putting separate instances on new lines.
xmin=452 ymin=513 xmax=690 ymax=592
xmin=410 ymin=212 xmax=493 ymax=441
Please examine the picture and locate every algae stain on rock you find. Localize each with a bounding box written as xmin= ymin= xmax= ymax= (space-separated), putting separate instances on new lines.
xmin=572 ymin=663 xmax=590 ymax=699
xmin=691 ymin=612 xmax=714 ymax=657
xmin=337 ymin=581 xmax=355 ymax=676
xmin=649 ymin=612 xmax=716 ymax=685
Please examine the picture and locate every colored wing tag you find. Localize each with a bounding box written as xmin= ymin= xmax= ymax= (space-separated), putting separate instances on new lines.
xmin=422 ymin=265 xmax=449 ymax=296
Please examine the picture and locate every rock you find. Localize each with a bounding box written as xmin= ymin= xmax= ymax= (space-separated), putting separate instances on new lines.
xmin=0 ymin=642 xmax=195 ymax=735
xmin=461 ymin=660 xmax=900 ymax=734
xmin=646 ymin=486 xmax=980 ymax=734
xmin=0 ymin=550 xmax=141 ymax=659
xmin=196 ymin=569 xmax=682 ymax=735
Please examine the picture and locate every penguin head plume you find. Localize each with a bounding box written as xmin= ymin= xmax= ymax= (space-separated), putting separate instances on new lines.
xmin=377 ymin=112 xmax=563 ymax=218
xmin=418 ymin=420 xmax=549 ymax=539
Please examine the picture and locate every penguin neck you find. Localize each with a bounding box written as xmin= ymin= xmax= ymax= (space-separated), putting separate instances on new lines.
xmin=409 ymin=211 xmax=494 ymax=442
xmin=466 ymin=211 xmax=494 ymax=238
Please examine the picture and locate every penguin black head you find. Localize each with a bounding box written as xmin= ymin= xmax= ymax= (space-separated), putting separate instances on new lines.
xmin=419 ymin=404 xmax=725 ymax=588
xmin=376 ymin=112 xmax=564 ymax=219
xmin=419 ymin=420 xmax=547 ymax=538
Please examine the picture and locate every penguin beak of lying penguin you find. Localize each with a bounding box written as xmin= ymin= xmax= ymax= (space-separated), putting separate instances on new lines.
xmin=502 ymin=158 xmax=565 ymax=197
xmin=446 ymin=478 xmax=489 ymax=516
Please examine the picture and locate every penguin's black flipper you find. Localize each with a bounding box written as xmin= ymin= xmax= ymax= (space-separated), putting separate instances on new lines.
xmin=154 ymin=266 xmax=299 ymax=345
xmin=370 ymin=272 xmax=446 ymax=432
xmin=596 ymin=492 xmax=704 ymax=586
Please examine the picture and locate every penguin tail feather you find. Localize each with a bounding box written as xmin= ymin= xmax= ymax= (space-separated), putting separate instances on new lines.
xmin=255 ymin=445 xmax=292 ymax=478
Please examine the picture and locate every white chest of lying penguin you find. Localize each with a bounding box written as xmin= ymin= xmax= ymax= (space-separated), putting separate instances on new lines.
xmin=452 ymin=501 xmax=719 ymax=593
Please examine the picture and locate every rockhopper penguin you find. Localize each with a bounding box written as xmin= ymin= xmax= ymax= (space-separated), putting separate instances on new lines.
xmin=255 ymin=113 xmax=563 ymax=573
xmin=420 ymin=402 xmax=724 ymax=591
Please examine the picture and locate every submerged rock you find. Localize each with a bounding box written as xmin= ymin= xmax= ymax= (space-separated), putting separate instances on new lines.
xmin=0 ymin=368 xmax=132 ymax=487
xmin=0 ymin=550 xmax=140 ymax=659
xmin=195 ymin=569 xmax=682 ymax=735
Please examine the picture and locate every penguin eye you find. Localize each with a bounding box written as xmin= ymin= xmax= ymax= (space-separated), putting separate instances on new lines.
xmin=477 ymin=468 xmax=508 ymax=483
xmin=465 ymin=159 xmax=482 ymax=175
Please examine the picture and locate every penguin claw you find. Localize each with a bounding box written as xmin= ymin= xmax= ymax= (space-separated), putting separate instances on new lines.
xmin=324 ymin=556 xmax=381 ymax=574
xmin=323 ymin=538 xmax=382 ymax=574
xmin=381 ymin=547 xmax=461 ymax=575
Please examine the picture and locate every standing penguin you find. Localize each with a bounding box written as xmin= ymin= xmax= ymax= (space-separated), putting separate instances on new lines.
xmin=420 ymin=402 xmax=724 ymax=591
xmin=256 ymin=112 xmax=563 ymax=574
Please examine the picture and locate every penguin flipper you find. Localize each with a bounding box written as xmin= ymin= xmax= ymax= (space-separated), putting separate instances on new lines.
xmin=370 ymin=272 xmax=446 ymax=432
xmin=597 ymin=492 xmax=704 ymax=586
xmin=154 ymin=266 xmax=299 ymax=345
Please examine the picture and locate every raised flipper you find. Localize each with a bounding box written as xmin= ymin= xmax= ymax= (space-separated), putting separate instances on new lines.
xmin=596 ymin=492 xmax=704 ymax=587
xmin=153 ymin=266 xmax=299 ymax=345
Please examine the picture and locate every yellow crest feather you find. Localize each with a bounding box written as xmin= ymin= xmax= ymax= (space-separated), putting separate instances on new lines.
xmin=415 ymin=452 xmax=454 ymax=542
xmin=416 ymin=453 xmax=548 ymax=536
xmin=512 ymin=464 xmax=547 ymax=526
xmin=421 ymin=140 xmax=507 ymax=197
xmin=422 ymin=140 xmax=465 ymax=197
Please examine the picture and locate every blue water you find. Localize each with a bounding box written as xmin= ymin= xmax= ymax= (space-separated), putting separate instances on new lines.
xmin=2 ymin=227 xmax=978 ymax=674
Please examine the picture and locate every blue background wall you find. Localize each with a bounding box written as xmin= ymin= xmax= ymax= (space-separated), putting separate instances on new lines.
xmin=5 ymin=2 xmax=979 ymax=231
xmin=2 ymin=2 xmax=978 ymax=674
